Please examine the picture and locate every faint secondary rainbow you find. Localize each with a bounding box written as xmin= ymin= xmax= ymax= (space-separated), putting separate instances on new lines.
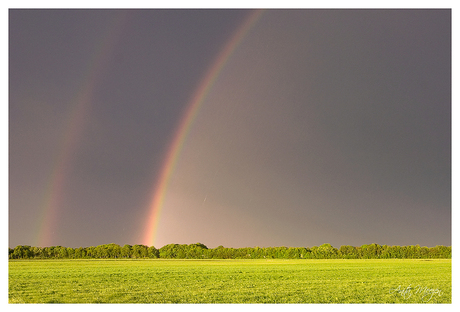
xmin=143 ymin=10 xmax=264 ymax=247
xmin=35 ymin=12 xmax=130 ymax=247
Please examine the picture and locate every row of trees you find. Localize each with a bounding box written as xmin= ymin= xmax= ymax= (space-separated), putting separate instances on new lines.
xmin=8 ymin=243 xmax=159 ymax=260
xmin=9 ymin=243 xmax=451 ymax=260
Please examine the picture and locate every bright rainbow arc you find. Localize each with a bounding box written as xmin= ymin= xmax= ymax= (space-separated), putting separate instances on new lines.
xmin=143 ymin=10 xmax=264 ymax=247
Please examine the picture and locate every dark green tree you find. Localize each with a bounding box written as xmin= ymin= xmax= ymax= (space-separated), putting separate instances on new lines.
xmin=132 ymin=245 xmax=148 ymax=258
xmin=121 ymin=245 xmax=132 ymax=258
xmin=58 ymin=246 xmax=68 ymax=259
xmin=159 ymin=244 xmax=180 ymax=258
xmin=339 ymin=245 xmax=358 ymax=259
xmin=148 ymin=246 xmax=159 ymax=258
xmin=12 ymin=245 xmax=24 ymax=259
xmin=312 ymin=243 xmax=338 ymax=259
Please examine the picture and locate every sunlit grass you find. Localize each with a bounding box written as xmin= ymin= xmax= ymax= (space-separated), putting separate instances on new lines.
xmin=9 ymin=259 xmax=451 ymax=303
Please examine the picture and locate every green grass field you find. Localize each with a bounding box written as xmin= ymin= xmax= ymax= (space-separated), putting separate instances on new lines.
xmin=9 ymin=259 xmax=451 ymax=303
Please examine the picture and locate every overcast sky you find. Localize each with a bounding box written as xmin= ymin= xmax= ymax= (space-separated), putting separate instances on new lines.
xmin=9 ymin=9 xmax=450 ymax=248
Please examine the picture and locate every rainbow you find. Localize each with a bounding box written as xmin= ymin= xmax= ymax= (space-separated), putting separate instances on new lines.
xmin=35 ymin=12 xmax=130 ymax=247
xmin=143 ymin=10 xmax=264 ymax=247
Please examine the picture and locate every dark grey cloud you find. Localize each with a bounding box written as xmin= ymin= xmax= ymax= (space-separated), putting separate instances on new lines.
xmin=9 ymin=9 xmax=450 ymax=248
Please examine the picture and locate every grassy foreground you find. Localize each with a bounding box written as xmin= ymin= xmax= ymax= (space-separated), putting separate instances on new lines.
xmin=9 ymin=259 xmax=451 ymax=303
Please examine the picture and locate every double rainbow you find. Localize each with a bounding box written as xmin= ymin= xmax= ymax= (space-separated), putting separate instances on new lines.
xmin=33 ymin=10 xmax=263 ymax=248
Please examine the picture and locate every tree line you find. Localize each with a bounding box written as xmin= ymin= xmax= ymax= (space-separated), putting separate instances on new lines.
xmin=8 ymin=243 xmax=451 ymax=260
